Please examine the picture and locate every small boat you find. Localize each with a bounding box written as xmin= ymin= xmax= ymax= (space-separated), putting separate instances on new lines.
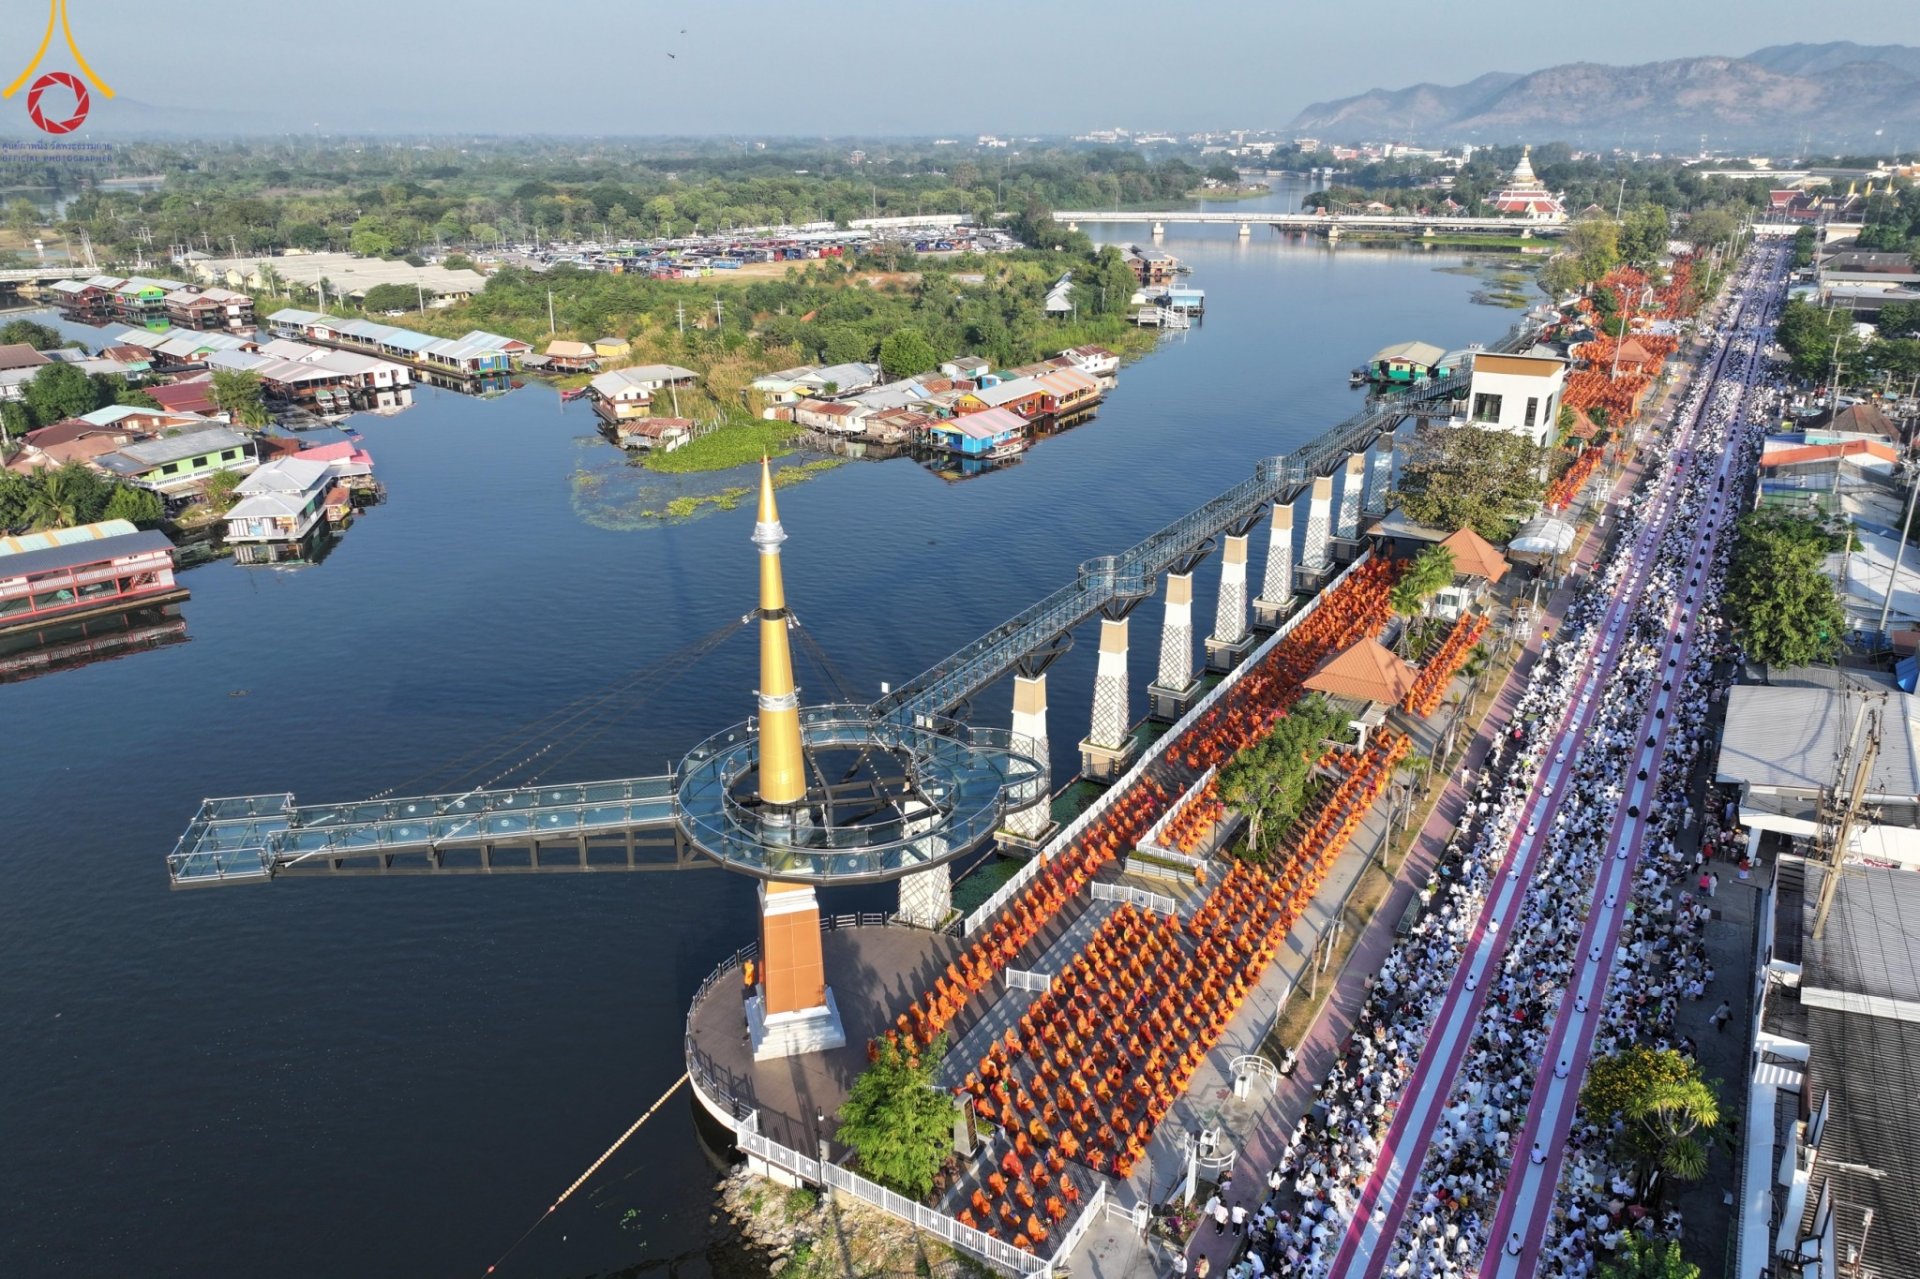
xmin=560 ymin=387 xmax=589 ymax=402
xmin=1349 ymin=369 xmax=1368 ymax=387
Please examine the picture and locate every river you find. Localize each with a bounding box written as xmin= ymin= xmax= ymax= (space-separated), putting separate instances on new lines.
xmin=0 ymin=181 xmax=1529 ymax=1278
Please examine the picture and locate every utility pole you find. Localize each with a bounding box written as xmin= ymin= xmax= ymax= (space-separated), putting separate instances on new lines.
xmin=676 ymin=301 xmax=686 ymax=336
xmin=547 ymin=289 xmax=556 ymax=336
xmin=416 ymin=279 xmax=426 ymax=314
xmin=714 ymin=296 xmax=724 ymax=331
xmin=1812 ymin=696 xmax=1882 ymax=940
xmin=1877 ymin=455 xmax=1920 ymax=640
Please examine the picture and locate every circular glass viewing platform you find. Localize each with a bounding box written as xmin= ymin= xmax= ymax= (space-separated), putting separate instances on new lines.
xmin=674 ymin=704 xmax=1045 ymax=884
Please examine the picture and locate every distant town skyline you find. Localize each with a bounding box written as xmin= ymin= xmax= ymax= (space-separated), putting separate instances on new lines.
xmin=18 ymin=0 xmax=1920 ymax=137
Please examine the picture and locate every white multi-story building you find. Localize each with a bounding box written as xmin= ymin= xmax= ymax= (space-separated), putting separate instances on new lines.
xmin=1459 ymin=352 xmax=1567 ymax=450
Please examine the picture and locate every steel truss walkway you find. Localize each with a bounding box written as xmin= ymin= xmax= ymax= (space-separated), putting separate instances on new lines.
xmin=167 ymin=322 xmax=1535 ymax=890
xmin=878 ymin=322 xmax=1539 ymax=723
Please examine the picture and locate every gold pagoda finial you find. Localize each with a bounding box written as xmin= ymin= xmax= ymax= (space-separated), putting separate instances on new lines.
xmin=753 ymin=456 xmax=806 ymax=808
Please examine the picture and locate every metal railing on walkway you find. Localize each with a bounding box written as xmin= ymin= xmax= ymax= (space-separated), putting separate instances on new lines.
xmin=1090 ymin=880 xmax=1178 ymax=917
xmin=874 ymin=357 xmax=1511 ymax=724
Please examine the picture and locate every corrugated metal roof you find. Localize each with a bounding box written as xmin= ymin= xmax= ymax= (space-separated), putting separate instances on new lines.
xmin=1717 ymin=686 xmax=1920 ymax=798
xmin=0 ymin=518 xmax=139 ymax=557
xmin=111 ymin=427 xmax=251 ymax=468
xmin=0 ymin=528 xmax=174 ymax=578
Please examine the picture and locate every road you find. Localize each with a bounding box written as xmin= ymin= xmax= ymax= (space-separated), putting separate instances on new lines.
xmin=1320 ymin=242 xmax=1788 ymax=1278
xmin=1480 ymin=247 xmax=1788 ymax=1274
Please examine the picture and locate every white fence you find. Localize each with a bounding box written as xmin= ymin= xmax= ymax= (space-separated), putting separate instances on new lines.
xmin=735 ymin=1110 xmax=1107 ymax=1277
xmin=1006 ymin=968 xmax=1054 ymax=994
xmin=961 ymin=551 xmax=1373 ymax=938
xmin=1134 ymin=763 xmax=1219 ymax=859
xmin=1089 ymin=880 xmax=1177 ymax=917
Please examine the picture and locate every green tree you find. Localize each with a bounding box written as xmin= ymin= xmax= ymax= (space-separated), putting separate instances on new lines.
xmin=23 ymin=361 xmax=101 ymax=428
xmin=820 ymin=325 xmax=874 ymax=366
xmin=1567 ymin=216 xmax=1621 ymax=284
xmin=1595 ymin=1234 xmax=1700 ymax=1279
xmin=1582 ymin=1046 xmax=1720 ymax=1202
xmin=1790 ymin=225 xmax=1816 ymax=270
xmin=202 ymin=467 xmax=246 ymax=514
xmin=1619 ymin=204 xmax=1670 ymax=269
xmin=1537 ymin=254 xmax=1584 ymax=300
xmin=878 ymin=326 xmax=938 ymax=380
xmin=1685 ymin=208 xmax=1737 ymax=252
xmin=1392 ymin=424 xmax=1545 ymax=542
xmin=837 ymin=1033 xmax=955 ymax=1201
xmin=21 ymin=462 xmax=112 ymax=530
xmin=210 ymin=368 xmax=272 ymax=429
xmin=1775 ymin=298 xmax=1861 ymax=383
xmin=102 ymin=483 xmax=165 ymax=527
xmin=1876 ymin=300 xmax=1920 ymax=339
xmin=1390 ymin=545 xmax=1456 ymax=628
xmin=0 ymin=318 xmax=63 ymax=349
xmin=1723 ymin=509 xmax=1848 ymax=664
xmin=1204 ymin=162 xmax=1241 ymax=185
xmin=1092 ymin=245 xmax=1141 ymax=317
xmin=362 ymin=282 xmax=421 ymax=313
xmin=5 ymin=198 xmax=39 ymax=237
xmin=1216 ymin=695 xmax=1346 ymax=859
xmin=348 ymin=215 xmax=397 ymax=257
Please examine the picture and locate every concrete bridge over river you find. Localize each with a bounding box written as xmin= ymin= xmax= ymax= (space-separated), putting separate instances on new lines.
xmin=1053 ymin=209 xmax=1568 ymax=240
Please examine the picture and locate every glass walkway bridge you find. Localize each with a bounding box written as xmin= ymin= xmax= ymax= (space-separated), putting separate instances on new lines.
xmin=167 ymin=322 xmax=1534 ymax=892
xmin=169 ymin=707 xmax=1044 ymax=889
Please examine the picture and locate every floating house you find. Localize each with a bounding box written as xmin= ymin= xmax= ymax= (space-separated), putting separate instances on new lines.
xmin=223 ymin=457 xmax=334 ymax=563
xmin=263 ymin=310 xmax=518 ymax=378
xmin=611 ymin=417 xmax=694 ymax=451
xmin=925 ymin=406 xmax=1027 ymax=457
xmin=1367 ymin=340 xmax=1453 ymax=384
xmin=587 ymin=364 xmax=700 ymax=422
xmin=163 ymin=286 xmax=256 ymax=331
xmin=957 ymin=376 xmax=1052 ymax=420
xmin=542 ymin=339 xmax=600 ymax=373
xmin=0 ymin=519 xmax=187 ymax=635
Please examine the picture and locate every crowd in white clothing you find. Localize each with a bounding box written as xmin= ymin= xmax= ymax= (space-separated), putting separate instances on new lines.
xmin=1226 ymin=246 xmax=1790 ymax=1279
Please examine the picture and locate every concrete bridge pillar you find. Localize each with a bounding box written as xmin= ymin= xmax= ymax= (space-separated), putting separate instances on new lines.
xmin=1238 ymin=222 xmax=1251 ymax=238
xmin=1079 ymin=617 xmax=1138 ymax=782
xmin=1152 ymin=222 xmax=1166 ymax=237
xmin=1206 ymin=534 xmax=1254 ymax=672
xmin=1003 ymin=673 xmax=1054 ymax=843
xmin=1325 ymin=224 xmax=1342 ymax=242
xmin=1066 ymin=221 xmax=1078 ymax=233
xmin=1362 ymin=437 xmax=1394 ymax=518
xmin=1335 ymin=453 xmax=1365 ymax=539
xmin=1147 ymin=572 xmax=1200 ymax=722
xmin=1302 ymin=476 xmax=1334 ymax=577
xmin=1252 ymin=502 xmax=1295 ymax=631
xmin=897 ymin=862 xmax=952 ymax=929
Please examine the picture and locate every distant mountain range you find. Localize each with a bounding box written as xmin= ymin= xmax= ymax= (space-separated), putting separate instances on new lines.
xmin=1286 ymin=42 xmax=1920 ymax=151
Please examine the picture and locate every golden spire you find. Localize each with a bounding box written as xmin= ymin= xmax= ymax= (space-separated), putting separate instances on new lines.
xmin=753 ymin=458 xmax=806 ymax=808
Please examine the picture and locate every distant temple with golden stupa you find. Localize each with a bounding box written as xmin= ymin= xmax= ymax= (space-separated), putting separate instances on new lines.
xmin=1487 ymin=146 xmax=1568 ymax=222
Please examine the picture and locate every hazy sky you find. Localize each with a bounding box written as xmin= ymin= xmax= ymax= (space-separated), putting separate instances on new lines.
xmin=22 ymin=0 xmax=1920 ymax=136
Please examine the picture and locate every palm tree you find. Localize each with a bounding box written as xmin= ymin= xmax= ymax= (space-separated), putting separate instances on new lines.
xmin=1627 ymin=1075 xmax=1719 ymax=1201
xmin=1391 ymin=545 xmax=1456 ymax=651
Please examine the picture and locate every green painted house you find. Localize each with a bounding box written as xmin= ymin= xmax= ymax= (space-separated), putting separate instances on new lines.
xmin=97 ymin=426 xmax=258 ymax=494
